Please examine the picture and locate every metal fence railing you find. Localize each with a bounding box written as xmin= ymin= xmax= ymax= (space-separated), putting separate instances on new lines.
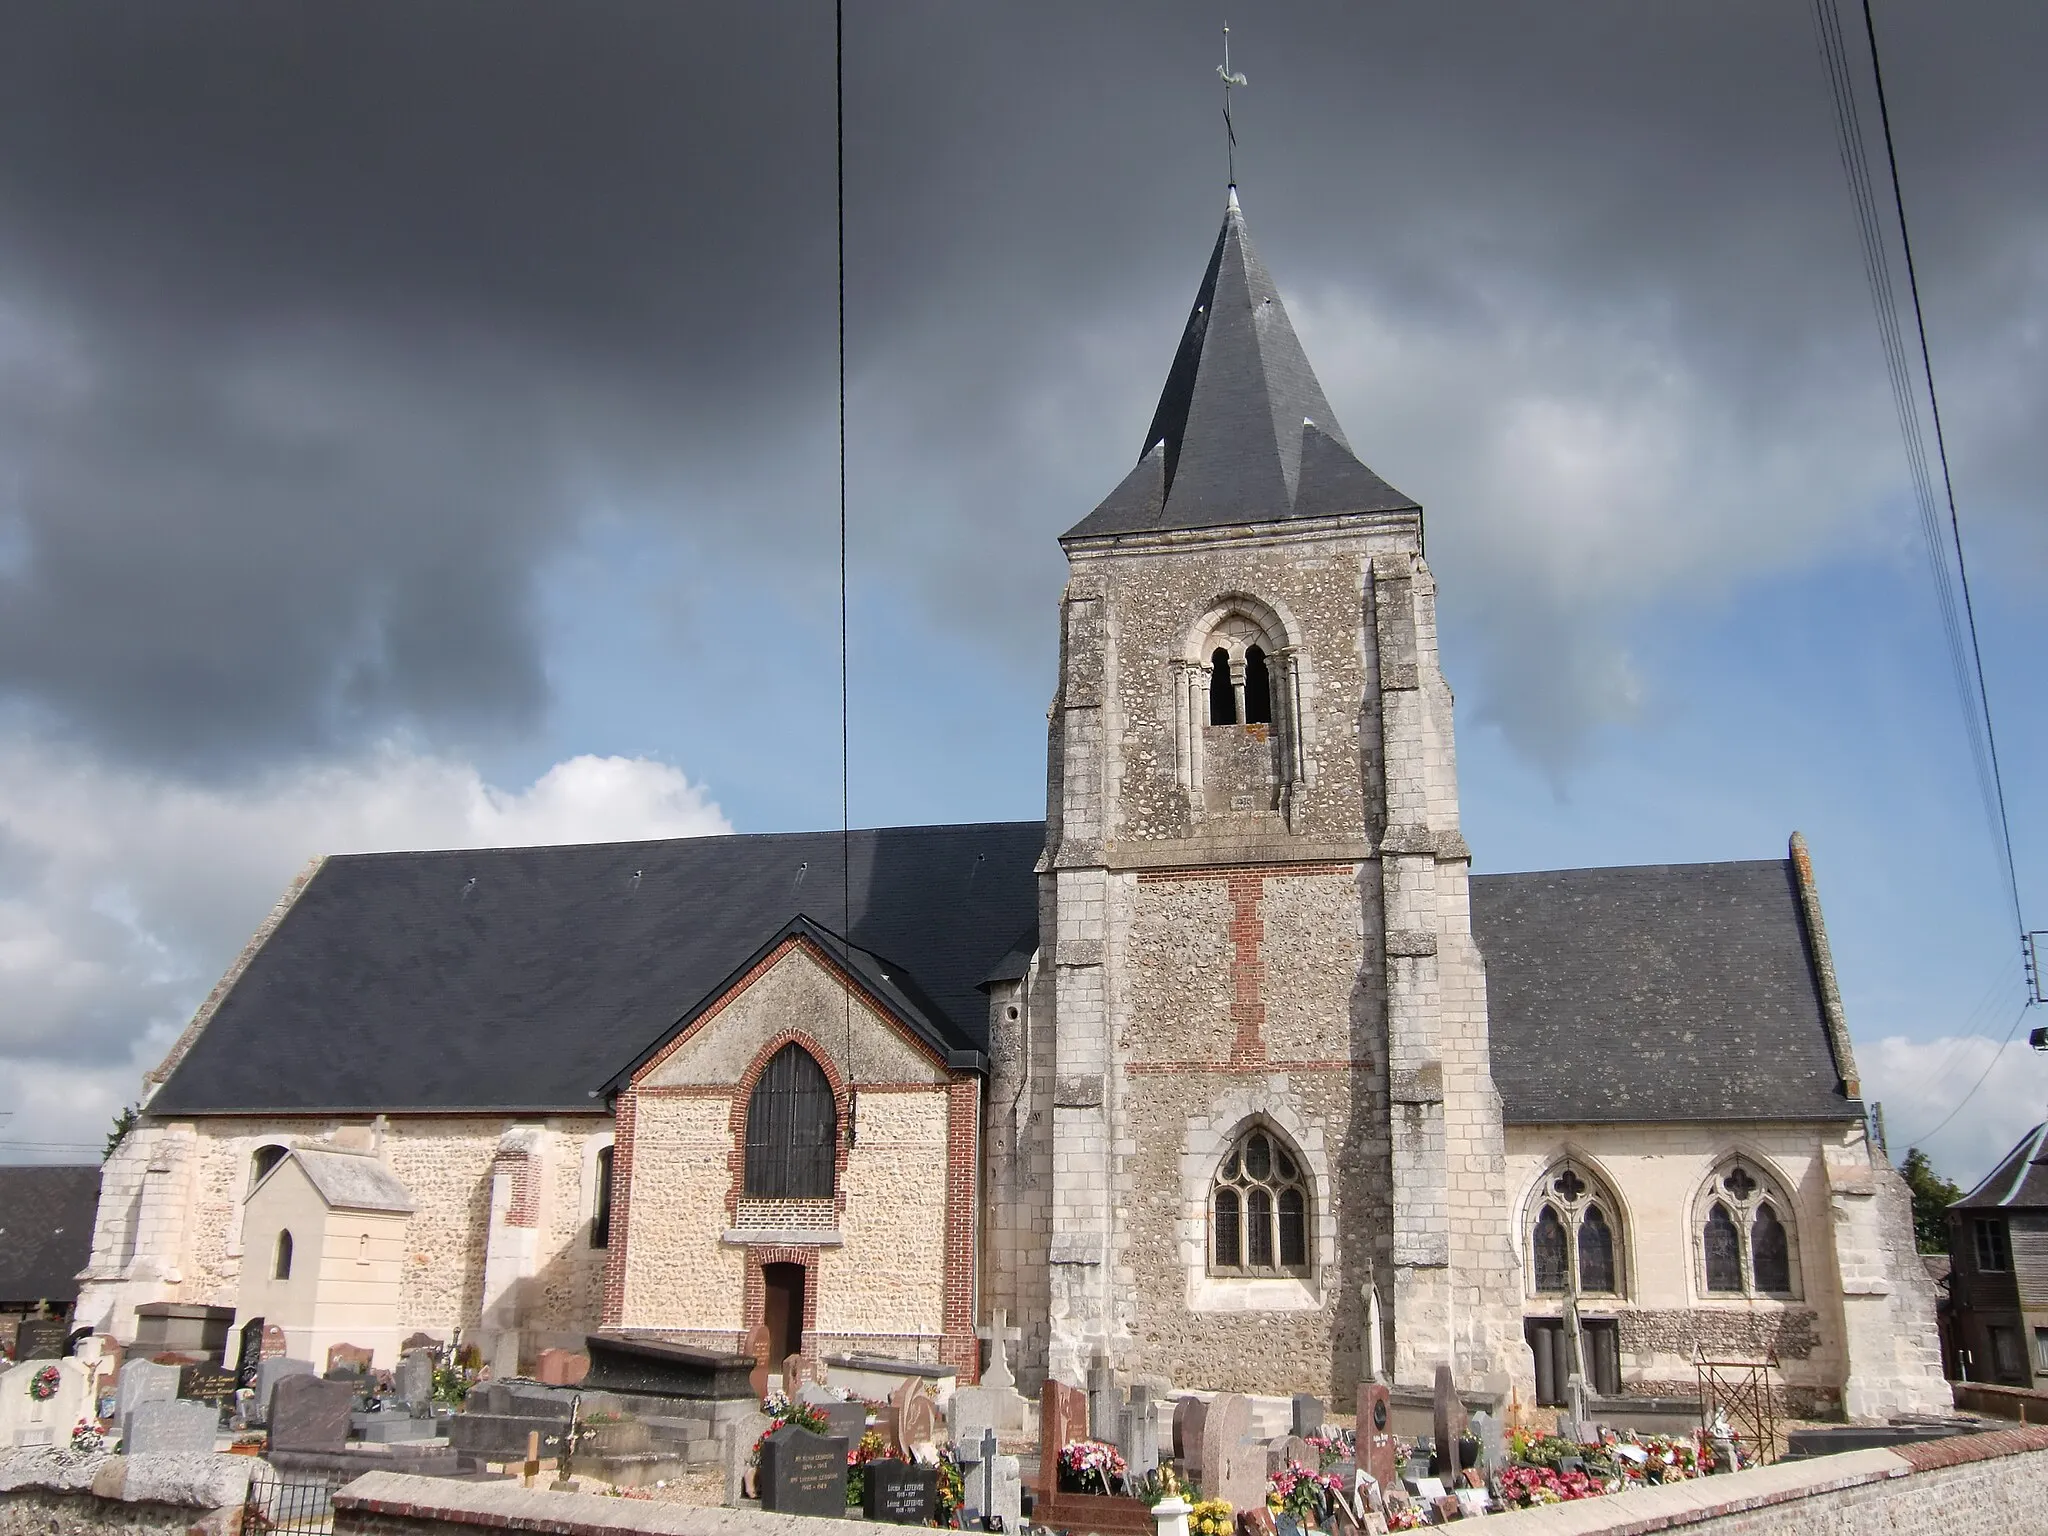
xmin=243 ymin=1466 xmax=353 ymax=1535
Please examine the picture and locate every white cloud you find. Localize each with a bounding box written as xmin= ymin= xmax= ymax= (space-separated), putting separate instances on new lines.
xmin=0 ymin=739 xmax=728 ymax=1157
xmin=1859 ymin=1031 xmax=2048 ymax=1190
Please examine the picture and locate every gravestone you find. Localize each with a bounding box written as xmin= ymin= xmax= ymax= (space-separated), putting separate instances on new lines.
xmin=1356 ymin=1383 xmax=1396 ymax=1507
xmin=864 ymin=1458 xmax=940 ymax=1524
xmin=14 ymin=1318 xmax=70 ymax=1362
xmin=179 ymin=1362 xmax=236 ymax=1402
xmin=744 ymin=1323 xmax=772 ymax=1402
xmin=1121 ymin=1385 xmax=1160 ymax=1480
xmin=400 ymin=1332 xmax=442 ymax=1354
xmin=1200 ymin=1393 xmax=1263 ymax=1515
xmin=978 ymin=1310 xmax=1022 ymax=1393
xmin=799 ymin=1384 xmax=868 ymax=1443
xmin=1087 ymin=1349 xmax=1121 ymax=1454
xmin=398 ymin=1349 xmax=437 ymax=1417
xmin=958 ymin=1425 xmax=997 ymax=1521
xmin=1430 ymin=1365 xmax=1465 ymax=1480
xmin=2 ymin=1358 xmax=91 ymax=1448
xmin=722 ymin=1408 xmax=774 ymax=1506
xmin=1270 ymin=1434 xmax=1313 ymax=1474
xmin=234 ymin=1317 xmax=267 ymax=1389
xmin=1039 ymin=1377 xmax=1088 ymax=1482
xmin=580 ymin=1333 xmax=754 ymax=1400
xmin=1469 ymin=1410 xmax=1505 ymax=1478
xmin=782 ymin=1353 xmax=822 ymax=1393
xmin=985 ymin=1451 xmax=1023 ymax=1531
xmin=126 ymin=1397 xmax=220 ymax=1455
xmin=269 ymin=1373 xmax=356 ymax=1453
xmin=892 ymin=1376 xmax=940 ymax=1458
xmin=1172 ymin=1394 xmax=1206 ymax=1467
xmin=261 ymin=1323 xmax=288 ymax=1359
xmin=757 ymin=1423 xmax=849 ymax=1516
xmin=1291 ymin=1394 xmax=1323 ymax=1438
xmin=117 ymin=1359 xmax=182 ymax=1441
xmin=253 ymin=1359 xmax=317 ymax=1425
xmin=327 ymin=1342 xmax=374 ymax=1375
xmin=535 ymin=1348 xmax=588 ymax=1386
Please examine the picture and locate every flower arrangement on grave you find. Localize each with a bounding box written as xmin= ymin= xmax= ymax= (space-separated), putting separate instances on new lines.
xmin=1495 ymin=1464 xmax=1604 ymax=1507
xmin=69 ymin=1420 xmax=105 ymax=1454
xmin=1268 ymin=1461 xmax=1344 ymax=1525
xmin=29 ymin=1365 xmax=61 ymax=1401
xmin=844 ymin=1429 xmax=893 ymax=1507
xmin=1301 ymin=1431 xmax=1349 ymax=1472
xmin=1189 ymin=1497 xmax=1233 ymax=1536
xmin=1056 ymin=1438 xmax=1127 ymax=1495
xmin=935 ymin=1455 xmax=964 ymax=1521
xmin=750 ymin=1395 xmax=832 ymax=1469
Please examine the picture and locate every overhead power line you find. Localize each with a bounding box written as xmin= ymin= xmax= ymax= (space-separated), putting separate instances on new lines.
xmin=1809 ymin=1 xmax=2028 ymax=951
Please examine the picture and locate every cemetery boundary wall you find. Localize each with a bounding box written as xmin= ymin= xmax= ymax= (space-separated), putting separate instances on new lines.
xmin=1949 ymin=1380 xmax=2048 ymax=1422
xmin=1480 ymin=1423 xmax=2048 ymax=1534
xmin=332 ymin=1471 xmax=860 ymax=1536
xmin=0 ymin=1449 xmax=265 ymax=1536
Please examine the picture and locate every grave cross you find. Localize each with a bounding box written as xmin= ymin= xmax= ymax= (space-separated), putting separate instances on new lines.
xmin=977 ymin=1310 xmax=1023 ymax=1390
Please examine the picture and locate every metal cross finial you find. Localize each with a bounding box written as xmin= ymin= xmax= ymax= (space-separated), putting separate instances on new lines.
xmin=1217 ymin=23 xmax=1247 ymax=188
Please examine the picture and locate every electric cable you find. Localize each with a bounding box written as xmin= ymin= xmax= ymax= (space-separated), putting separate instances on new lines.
xmin=837 ymin=0 xmax=856 ymax=1143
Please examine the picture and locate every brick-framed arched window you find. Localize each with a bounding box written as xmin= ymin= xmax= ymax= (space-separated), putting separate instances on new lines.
xmin=743 ymin=1042 xmax=839 ymax=1200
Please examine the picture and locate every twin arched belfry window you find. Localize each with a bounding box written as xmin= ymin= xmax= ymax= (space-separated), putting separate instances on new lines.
xmin=744 ymin=1043 xmax=838 ymax=1200
xmin=1528 ymin=1161 xmax=1621 ymax=1296
xmin=1207 ymin=646 xmax=1272 ymax=726
xmin=1211 ymin=1125 xmax=1310 ymax=1275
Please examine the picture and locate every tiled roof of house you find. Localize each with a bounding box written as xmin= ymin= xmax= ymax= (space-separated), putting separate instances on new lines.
xmin=0 ymin=1165 xmax=100 ymax=1310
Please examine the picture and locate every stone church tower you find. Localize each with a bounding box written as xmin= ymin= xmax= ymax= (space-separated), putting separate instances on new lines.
xmin=985 ymin=190 xmax=1524 ymax=1399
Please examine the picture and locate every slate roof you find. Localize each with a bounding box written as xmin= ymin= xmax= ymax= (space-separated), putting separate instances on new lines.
xmin=279 ymin=1149 xmax=416 ymax=1213
xmin=1954 ymin=1122 xmax=2048 ymax=1211
xmin=149 ymin=821 xmax=1855 ymax=1127
xmin=148 ymin=821 xmax=1044 ymax=1116
xmin=1063 ymin=190 xmax=1419 ymax=542
xmin=0 ymin=1165 xmax=100 ymax=1309
xmin=1473 ymin=859 xmax=1860 ymax=1124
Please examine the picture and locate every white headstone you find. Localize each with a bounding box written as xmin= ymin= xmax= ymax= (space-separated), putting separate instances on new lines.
xmin=2 ymin=1358 xmax=93 ymax=1449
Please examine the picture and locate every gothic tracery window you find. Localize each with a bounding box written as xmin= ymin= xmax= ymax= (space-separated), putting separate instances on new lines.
xmin=1211 ymin=1126 xmax=1310 ymax=1276
xmin=1696 ymin=1160 xmax=1799 ymax=1298
xmin=1526 ymin=1160 xmax=1624 ymax=1297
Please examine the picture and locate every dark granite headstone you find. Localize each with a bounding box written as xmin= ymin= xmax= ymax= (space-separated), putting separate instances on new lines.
xmin=400 ymin=1332 xmax=444 ymax=1354
xmin=13 ymin=1319 xmax=68 ymax=1361
xmin=179 ymin=1363 xmax=237 ymax=1401
xmin=1172 ymin=1393 xmax=1206 ymax=1466
xmin=580 ymin=1333 xmax=755 ymax=1400
xmin=1291 ymin=1394 xmax=1323 ymax=1438
xmin=235 ymin=1317 xmax=266 ymax=1389
xmin=269 ymin=1373 xmax=356 ymax=1453
xmin=865 ymin=1459 xmax=939 ymax=1524
xmin=1430 ymin=1365 xmax=1465 ymax=1481
xmin=758 ymin=1423 xmax=849 ymax=1516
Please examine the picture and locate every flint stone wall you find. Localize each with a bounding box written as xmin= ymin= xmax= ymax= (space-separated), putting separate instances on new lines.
xmin=0 ymin=1449 xmax=268 ymax=1536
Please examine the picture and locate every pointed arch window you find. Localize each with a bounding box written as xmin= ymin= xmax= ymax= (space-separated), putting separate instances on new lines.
xmin=274 ymin=1229 xmax=294 ymax=1280
xmin=1526 ymin=1160 xmax=1625 ymax=1297
xmin=1210 ymin=1125 xmax=1311 ymax=1275
xmin=1696 ymin=1160 xmax=1800 ymax=1298
xmin=744 ymin=1043 xmax=838 ymax=1200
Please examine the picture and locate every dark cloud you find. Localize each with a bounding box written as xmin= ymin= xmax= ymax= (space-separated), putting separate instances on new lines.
xmin=0 ymin=1 xmax=2040 ymax=774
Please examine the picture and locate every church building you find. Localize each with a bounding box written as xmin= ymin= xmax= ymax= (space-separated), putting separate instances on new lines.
xmin=77 ymin=189 xmax=1949 ymax=1423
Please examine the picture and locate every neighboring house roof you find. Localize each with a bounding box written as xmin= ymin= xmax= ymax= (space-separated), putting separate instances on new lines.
xmin=1954 ymin=1122 xmax=2048 ymax=1212
xmin=149 ymin=822 xmax=1044 ymax=1116
xmin=1473 ymin=859 xmax=1861 ymax=1124
xmin=268 ymin=1149 xmax=416 ymax=1214
xmin=0 ymin=1165 xmax=101 ymax=1309
xmin=1063 ymin=190 xmax=1418 ymax=543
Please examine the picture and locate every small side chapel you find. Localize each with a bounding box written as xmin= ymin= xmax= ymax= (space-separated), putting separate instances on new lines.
xmin=76 ymin=187 xmax=1949 ymax=1423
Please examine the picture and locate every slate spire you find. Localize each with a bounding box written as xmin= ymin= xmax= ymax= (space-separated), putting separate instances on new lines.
xmin=1065 ymin=188 xmax=1418 ymax=540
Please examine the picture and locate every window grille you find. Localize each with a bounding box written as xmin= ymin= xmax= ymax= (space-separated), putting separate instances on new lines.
xmin=744 ymin=1044 xmax=838 ymax=1200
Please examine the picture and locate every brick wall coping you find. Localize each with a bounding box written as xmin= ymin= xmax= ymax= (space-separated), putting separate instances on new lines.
xmin=331 ymin=1471 xmax=861 ymax=1536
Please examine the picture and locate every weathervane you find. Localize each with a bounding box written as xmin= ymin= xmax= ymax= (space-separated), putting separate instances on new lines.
xmin=1217 ymin=23 xmax=1247 ymax=188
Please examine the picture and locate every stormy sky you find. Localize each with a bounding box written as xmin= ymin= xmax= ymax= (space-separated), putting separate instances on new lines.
xmin=0 ymin=2 xmax=2042 ymax=1181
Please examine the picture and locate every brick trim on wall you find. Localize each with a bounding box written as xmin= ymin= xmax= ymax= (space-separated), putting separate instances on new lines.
xmin=741 ymin=1243 xmax=822 ymax=1351
xmin=724 ymin=1031 xmax=855 ymax=1223
xmin=598 ymin=1089 xmax=637 ymax=1328
xmin=940 ymin=1076 xmax=981 ymax=1382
